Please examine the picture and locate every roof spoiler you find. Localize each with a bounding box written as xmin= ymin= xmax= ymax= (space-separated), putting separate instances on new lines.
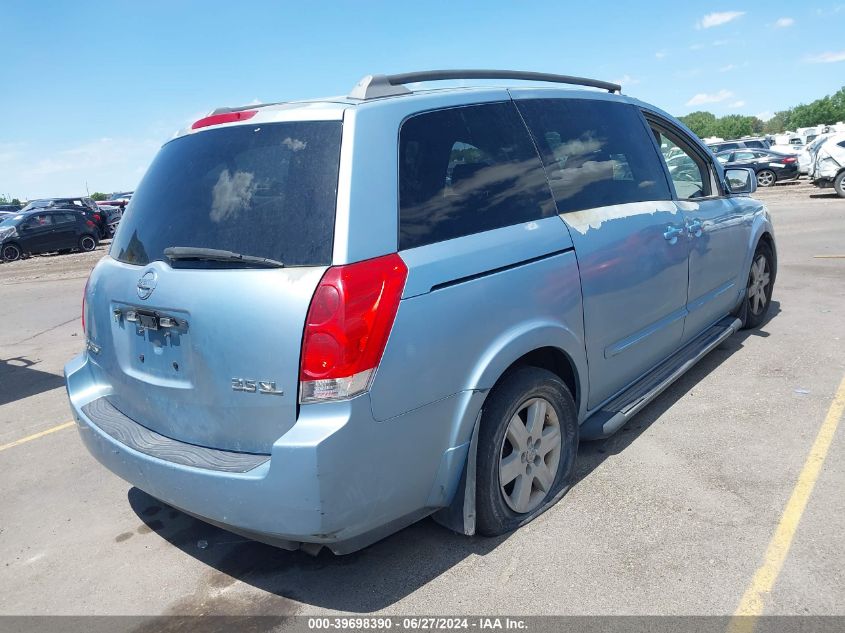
xmin=348 ymin=69 xmax=622 ymax=100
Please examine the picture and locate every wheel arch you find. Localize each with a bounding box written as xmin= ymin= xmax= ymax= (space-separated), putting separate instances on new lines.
xmin=432 ymin=324 xmax=587 ymax=536
xmin=468 ymin=322 xmax=588 ymax=422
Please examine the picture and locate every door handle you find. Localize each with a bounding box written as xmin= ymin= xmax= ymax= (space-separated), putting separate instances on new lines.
xmin=686 ymin=219 xmax=703 ymax=238
xmin=663 ymin=225 xmax=684 ymax=244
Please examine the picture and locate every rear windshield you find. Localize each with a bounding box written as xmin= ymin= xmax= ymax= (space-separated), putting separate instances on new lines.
xmin=112 ymin=120 xmax=342 ymax=267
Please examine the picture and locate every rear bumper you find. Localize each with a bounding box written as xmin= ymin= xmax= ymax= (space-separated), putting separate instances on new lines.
xmin=65 ymin=352 xmax=481 ymax=553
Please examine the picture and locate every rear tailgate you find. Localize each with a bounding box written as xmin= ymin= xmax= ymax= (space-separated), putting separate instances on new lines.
xmin=85 ymin=259 xmax=324 ymax=453
xmin=85 ymin=116 xmax=343 ymax=453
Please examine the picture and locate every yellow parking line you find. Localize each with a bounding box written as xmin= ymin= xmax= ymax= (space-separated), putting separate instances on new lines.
xmin=729 ymin=373 xmax=845 ymax=632
xmin=0 ymin=421 xmax=75 ymax=452
xmin=813 ymin=255 xmax=845 ymax=259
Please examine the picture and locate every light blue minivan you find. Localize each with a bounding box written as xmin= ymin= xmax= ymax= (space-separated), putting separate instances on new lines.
xmin=65 ymin=71 xmax=775 ymax=554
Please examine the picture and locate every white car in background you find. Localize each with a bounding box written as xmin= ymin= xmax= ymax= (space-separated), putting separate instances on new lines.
xmin=809 ymin=133 xmax=845 ymax=197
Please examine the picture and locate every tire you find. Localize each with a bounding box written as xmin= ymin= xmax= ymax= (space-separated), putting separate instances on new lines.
xmin=742 ymin=240 xmax=775 ymax=329
xmin=476 ymin=367 xmax=579 ymax=536
xmin=78 ymin=234 xmax=98 ymax=252
xmin=2 ymin=243 xmax=22 ymax=262
xmin=756 ymin=169 xmax=776 ymax=187
xmin=835 ymin=171 xmax=845 ymax=198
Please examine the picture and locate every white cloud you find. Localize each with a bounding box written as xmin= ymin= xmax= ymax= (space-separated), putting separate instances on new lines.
xmin=696 ymin=11 xmax=745 ymax=29
xmin=712 ymin=39 xmax=729 ymax=46
xmin=655 ymin=50 xmax=666 ymax=59
xmin=774 ymin=17 xmax=795 ymax=28
xmin=2 ymin=137 xmax=161 ymax=200
xmin=805 ymin=50 xmax=845 ymax=63
xmin=719 ymin=64 xmax=737 ymax=72
xmin=756 ymin=111 xmax=774 ymax=122
xmin=686 ymin=89 xmax=733 ymax=106
xmin=689 ymin=43 xmax=705 ymax=51
xmin=729 ymin=100 xmax=746 ymax=108
xmin=612 ymin=74 xmax=640 ymax=87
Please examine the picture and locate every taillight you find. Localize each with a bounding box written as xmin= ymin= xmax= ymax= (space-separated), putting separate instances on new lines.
xmin=191 ymin=110 xmax=257 ymax=130
xmin=86 ymin=220 xmax=95 ymax=228
xmin=782 ymin=157 xmax=797 ymax=163
xmin=93 ymin=213 xmax=101 ymax=222
xmin=299 ymin=253 xmax=408 ymax=403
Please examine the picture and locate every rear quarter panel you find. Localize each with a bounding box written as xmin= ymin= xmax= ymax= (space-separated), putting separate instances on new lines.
xmin=369 ymin=216 xmax=586 ymax=450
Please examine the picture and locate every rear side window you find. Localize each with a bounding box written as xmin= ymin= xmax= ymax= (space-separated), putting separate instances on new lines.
xmin=514 ymin=99 xmax=671 ymax=212
xmin=398 ymin=101 xmax=556 ymax=250
xmin=112 ymin=121 xmax=342 ymax=267
xmin=53 ymin=213 xmax=77 ymax=225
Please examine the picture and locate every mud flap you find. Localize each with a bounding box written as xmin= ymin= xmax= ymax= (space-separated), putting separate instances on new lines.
xmin=432 ymin=409 xmax=482 ymax=535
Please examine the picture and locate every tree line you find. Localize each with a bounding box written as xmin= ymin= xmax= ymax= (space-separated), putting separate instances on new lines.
xmin=679 ymin=85 xmax=845 ymax=139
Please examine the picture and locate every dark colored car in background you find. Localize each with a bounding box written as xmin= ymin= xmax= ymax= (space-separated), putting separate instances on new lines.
xmin=0 ymin=203 xmax=23 ymax=214
xmin=22 ymin=197 xmax=109 ymax=239
xmin=0 ymin=209 xmax=100 ymax=261
xmin=715 ymin=148 xmax=799 ymax=187
xmin=708 ymin=138 xmax=771 ymax=153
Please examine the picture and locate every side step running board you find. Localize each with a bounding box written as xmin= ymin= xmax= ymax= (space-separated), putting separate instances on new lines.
xmin=580 ymin=317 xmax=742 ymax=440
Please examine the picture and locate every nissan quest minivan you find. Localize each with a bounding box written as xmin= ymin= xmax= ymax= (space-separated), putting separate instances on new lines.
xmin=65 ymin=70 xmax=776 ymax=554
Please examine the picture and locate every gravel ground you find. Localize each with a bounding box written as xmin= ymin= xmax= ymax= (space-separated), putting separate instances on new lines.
xmin=0 ymin=241 xmax=109 ymax=284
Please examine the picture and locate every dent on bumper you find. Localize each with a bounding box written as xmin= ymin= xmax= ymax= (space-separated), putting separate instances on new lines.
xmin=65 ymin=353 xmax=479 ymax=553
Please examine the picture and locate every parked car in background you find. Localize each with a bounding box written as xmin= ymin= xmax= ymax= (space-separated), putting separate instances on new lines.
xmin=0 ymin=208 xmax=99 ymax=261
xmin=809 ymin=133 xmax=845 ymax=197
xmin=708 ymin=137 xmax=770 ymax=153
xmin=22 ymin=197 xmax=109 ymax=239
xmin=0 ymin=203 xmax=23 ymax=214
xmin=95 ymin=204 xmax=123 ymax=237
xmin=66 ymin=70 xmax=776 ymax=555
xmin=715 ymin=148 xmax=799 ymax=187
xmin=95 ymin=192 xmax=133 ymax=211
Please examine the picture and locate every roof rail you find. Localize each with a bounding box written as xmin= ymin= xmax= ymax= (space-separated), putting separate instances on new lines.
xmin=348 ymin=69 xmax=622 ymax=100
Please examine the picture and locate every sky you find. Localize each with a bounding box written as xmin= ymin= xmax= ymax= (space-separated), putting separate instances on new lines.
xmin=2 ymin=1 xmax=844 ymax=199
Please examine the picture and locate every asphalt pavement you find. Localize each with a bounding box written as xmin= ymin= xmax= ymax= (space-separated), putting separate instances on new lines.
xmin=1 ymin=181 xmax=843 ymax=617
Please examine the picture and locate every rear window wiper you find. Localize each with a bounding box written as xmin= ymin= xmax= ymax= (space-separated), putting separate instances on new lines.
xmin=163 ymin=246 xmax=285 ymax=268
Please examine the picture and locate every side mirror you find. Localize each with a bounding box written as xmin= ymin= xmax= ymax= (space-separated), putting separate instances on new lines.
xmin=725 ymin=167 xmax=757 ymax=195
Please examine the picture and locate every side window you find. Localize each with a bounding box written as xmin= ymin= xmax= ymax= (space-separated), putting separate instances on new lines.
xmin=53 ymin=213 xmax=75 ymax=225
xmin=648 ymin=122 xmax=714 ymax=199
xmin=398 ymin=101 xmax=555 ymax=250
xmin=733 ymin=150 xmax=756 ymax=161
xmin=24 ymin=214 xmax=52 ymax=228
xmin=514 ymin=99 xmax=670 ymax=213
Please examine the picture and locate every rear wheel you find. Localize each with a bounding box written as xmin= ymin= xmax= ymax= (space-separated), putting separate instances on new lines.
xmin=742 ymin=241 xmax=775 ymax=329
xmin=476 ymin=367 xmax=578 ymax=536
xmin=757 ymin=169 xmax=776 ymax=187
xmin=78 ymin=235 xmax=97 ymax=252
xmin=834 ymin=171 xmax=845 ymax=198
xmin=2 ymin=243 xmax=22 ymax=262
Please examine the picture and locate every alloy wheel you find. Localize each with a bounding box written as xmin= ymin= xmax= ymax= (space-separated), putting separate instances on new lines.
xmin=2 ymin=244 xmax=21 ymax=261
xmin=757 ymin=170 xmax=775 ymax=187
xmin=748 ymin=254 xmax=771 ymax=316
xmin=498 ymin=397 xmax=562 ymax=514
